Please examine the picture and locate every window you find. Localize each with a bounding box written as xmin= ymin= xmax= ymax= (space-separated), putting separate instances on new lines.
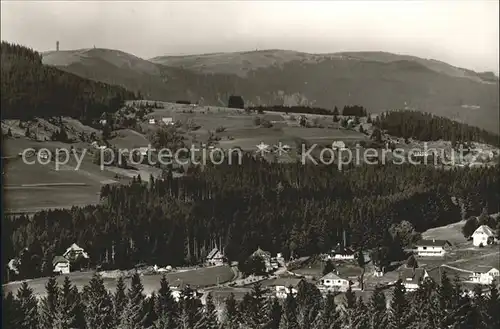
xmin=423 ymin=247 xmax=427 ymax=250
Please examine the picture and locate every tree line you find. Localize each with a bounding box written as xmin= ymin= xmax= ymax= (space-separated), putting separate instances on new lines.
xmin=0 ymin=42 xmax=138 ymax=121
xmin=3 ymin=271 xmax=499 ymax=329
xmin=246 ymin=105 xmax=369 ymax=117
xmin=373 ymin=110 xmax=499 ymax=146
xmin=4 ymin=157 xmax=499 ymax=281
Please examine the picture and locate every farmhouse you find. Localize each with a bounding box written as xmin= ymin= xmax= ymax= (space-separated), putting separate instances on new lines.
xmin=400 ymin=268 xmax=430 ymax=291
xmin=162 ymin=117 xmax=174 ymax=125
xmin=53 ymin=256 xmax=70 ymax=274
xmin=149 ymin=118 xmax=156 ymax=124
xmin=205 ymin=247 xmax=225 ymax=266
xmin=332 ymin=141 xmax=346 ymax=150
xmin=319 ymin=272 xmax=351 ymax=291
xmin=329 ymin=246 xmax=355 ymax=260
xmin=469 ymin=267 xmax=499 ymax=285
xmin=472 ymin=225 xmax=496 ymax=247
xmin=415 ymin=239 xmax=452 ymax=257
xmin=252 ymin=247 xmax=272 ymax=271
xmin=63 ymin=243 xmax=89 ymax=262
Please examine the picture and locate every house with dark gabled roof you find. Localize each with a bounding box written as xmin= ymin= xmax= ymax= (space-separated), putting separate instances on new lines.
xmin=53 ymin=256 xmax=70 ymax=274
xmin=415 ymin=239 xmax=452 ymax=257
xmin=400 ymin=267 xmax=430 ymax=291
xmin=205 ymin=247 xmax=225 ymax=266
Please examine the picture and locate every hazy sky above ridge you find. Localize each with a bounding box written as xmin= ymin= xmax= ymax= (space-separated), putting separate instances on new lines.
xmin=1 ymin=0 xmax=498 ymax=73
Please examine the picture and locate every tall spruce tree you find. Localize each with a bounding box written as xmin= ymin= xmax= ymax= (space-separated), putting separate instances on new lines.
xmin=83 ymin=272 xmax=114 ymax=329
xmin=222 ymin=293 xmax=239 ymax=329
xmin=154 ymin=275 xmax=178 ymax=329
xmin=3 ymin=291 xmax=19 ymax=329
xmin=16 ymin=281 xmax=39 ymax=329
xmin=39 ymin=275 xmax=60 ymax=329
xmin=120 ymin=272 xmax=148 ymax=329
xmin=388 ymin=279 xmax=408 ymax=329
xmin=279 ymin=290 xmax=298 ymax=329
xmin=114 ymin=276 xmax=128 ymax=327
xmin=368 ymin=285 xmax=388 ymax=329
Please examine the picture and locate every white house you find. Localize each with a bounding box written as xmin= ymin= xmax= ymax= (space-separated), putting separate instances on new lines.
xmin=400 ymin=268 xmax=429 ymax=291
xmin=149 ymin=118 xmax=156 ymax=124
xmin=206 ymin=247 xmax=225 ymax=266
xmin=63 ymin=243 xmax=89 ymax=262
xmin=329 ymin=247 xmax=355 ymax=260
xmin=332 ymin=141 xmax=346 ymax=150
xmin=53 ymin=256 xmax=70 ymax=274
xmin=415 ymin=239 xmax=452 ymax=257
xmin=275 ymin=285 xmax=298 ymax=299
xmin=472 ymin=225 xmax=496 ymax=247
xmin=319 ymin=272 xmax=350 ymax=291
xmin=162 ymin=117 xmax=174 ymax=125
xmin=252 ymin=247 xmax=273 ymax=271
xmin=469 ymin=267 xmax=500 ymax=285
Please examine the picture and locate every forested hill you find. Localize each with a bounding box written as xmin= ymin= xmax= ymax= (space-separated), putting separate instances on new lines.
xmin=374 ymin=110 xmax=500 ymax=146
xmin=1 ymin=42 xmax=137 ymax=121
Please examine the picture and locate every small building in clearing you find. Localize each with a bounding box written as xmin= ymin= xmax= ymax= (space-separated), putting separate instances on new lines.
xmin=400 ymin=268 xmax=430 ymax=291
xmin=471 ymin=225 xmax=496 ymax=247
xmin=251 ymin=247 xmax=272 ymax=271
xmin=415 ymin=239 xmax=452 ymax=257
xmin=205 ymin=247 xmax=225 ymax=266
xmin=329 ymin=246 xmax=356 ymax=260
xmin=319 ymin=272 xmax=350 ymax=291
xmin=469 ymin=267 xmax=499 ymax=285
xmin=53 ymin=256 xmax=70 ymax=274
xmin=162 ymin=117 xmax=174 ymax=125
xmin=63 ymin=243 xmax=90 ymax=262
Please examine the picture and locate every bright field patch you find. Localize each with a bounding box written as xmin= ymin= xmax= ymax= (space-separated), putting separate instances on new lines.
xmin=3 ymin=265 xmax=234 ymax=297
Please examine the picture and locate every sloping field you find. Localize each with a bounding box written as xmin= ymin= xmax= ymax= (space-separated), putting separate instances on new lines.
xmin=422 ymin=220 xmax=467 ymax=245
xmin=3 ymin=265 xmax=234 ymax=298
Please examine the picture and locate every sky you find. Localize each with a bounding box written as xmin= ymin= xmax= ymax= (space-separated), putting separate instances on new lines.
xmin=1 ymin=0 xmax=499 ymax=73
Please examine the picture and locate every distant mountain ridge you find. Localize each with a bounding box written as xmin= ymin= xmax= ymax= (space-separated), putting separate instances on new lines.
xmin=42 ymin=48 xmax=499 ymax=133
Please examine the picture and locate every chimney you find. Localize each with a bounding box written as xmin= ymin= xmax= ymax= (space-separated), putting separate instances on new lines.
xmin=343 ymin=230 xmax=347 ymax=248
xmin=56 ymin=41 xmax=59 ymax=52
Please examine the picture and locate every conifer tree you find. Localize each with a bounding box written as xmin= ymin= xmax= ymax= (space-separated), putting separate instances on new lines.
xmin=114 ymin=276 xmax=128 ymax=327
xmin=318 ymin=292 xmax=340 ymax=329
xmin=267 ymin=297 xmax=282 ymax=329
xmin=486 ymin=281 xmax=500 ymax=328
xmin=368 ymin=285 xmax=388 ymax=329
xmin=120 ymin=272 xmax=148 ymax=329
xmin=154 ymin=275 xmax=178 ymax=329
xmin=279 ymin=291 xmax=298 ymax=329
xmin=16 ymin=281 xmax=39 ymax=329
xmin=39 ymin=275 xmax=60 ymax=329
xmin=352 ymin=296 xmax=370 ymax=329
xmin=199 ymin=292 xmax=218 ymax=329
xmin=222 ymin=293 xmax=239 ymax=329
xmin=83 ymin=272 xmax=114 ymax=329
xmin=58 ymin=276 xmax=86 ymax=329
xmin=3 ymin=291 xmax=19 ymax=329
xmin=388 ymin=279 xmax=408 ymax=329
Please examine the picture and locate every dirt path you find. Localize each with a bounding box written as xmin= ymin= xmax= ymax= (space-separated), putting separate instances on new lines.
xmin=444 ymin=250 xmax=500 ymax=266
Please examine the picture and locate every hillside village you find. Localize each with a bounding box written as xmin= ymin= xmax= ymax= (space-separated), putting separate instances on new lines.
xmin=5 ymin=211 xmax=499 ymax=305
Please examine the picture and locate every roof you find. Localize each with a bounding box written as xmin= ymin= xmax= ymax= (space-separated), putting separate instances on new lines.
xmin=64 ymin=243 xmax=89 ymax=259
xmin=53 ymin=256 xmax=69 ymax=266
xmin=400 ymin=268 xmax=428 ymax=285
xmin=472 ymin=225 xmax=496 ymax=237
xmin=332 ymin=246 xmax=355 ymax=255
xmin=415 ymin=239 xmax=452 ymax=247
xmin=252 ymin=247 xmax=271 ymax=259
xmin=321 ymin=272 xmax=349 ymax=282
xmin=206 ymin=247 xmax=223 ymax=260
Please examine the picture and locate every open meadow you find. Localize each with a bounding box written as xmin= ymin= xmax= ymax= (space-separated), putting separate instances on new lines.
xmin=3 ymin=265 xmax=235 ymax=298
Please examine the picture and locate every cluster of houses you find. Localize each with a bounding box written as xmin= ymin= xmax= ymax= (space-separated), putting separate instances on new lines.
xmin=399 ymin=224 xmax=499 ymax=291
xmin=148 ymin=117 xmax=174 ymax=126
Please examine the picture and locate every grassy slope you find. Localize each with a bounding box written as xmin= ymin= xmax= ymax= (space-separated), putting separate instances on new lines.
xmin=2 ymin=265 xmax=234 ymax=297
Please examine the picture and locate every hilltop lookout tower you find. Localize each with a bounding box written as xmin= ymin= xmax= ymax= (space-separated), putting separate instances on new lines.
xmin=56 ymin=41 xmax=59 ymax=51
